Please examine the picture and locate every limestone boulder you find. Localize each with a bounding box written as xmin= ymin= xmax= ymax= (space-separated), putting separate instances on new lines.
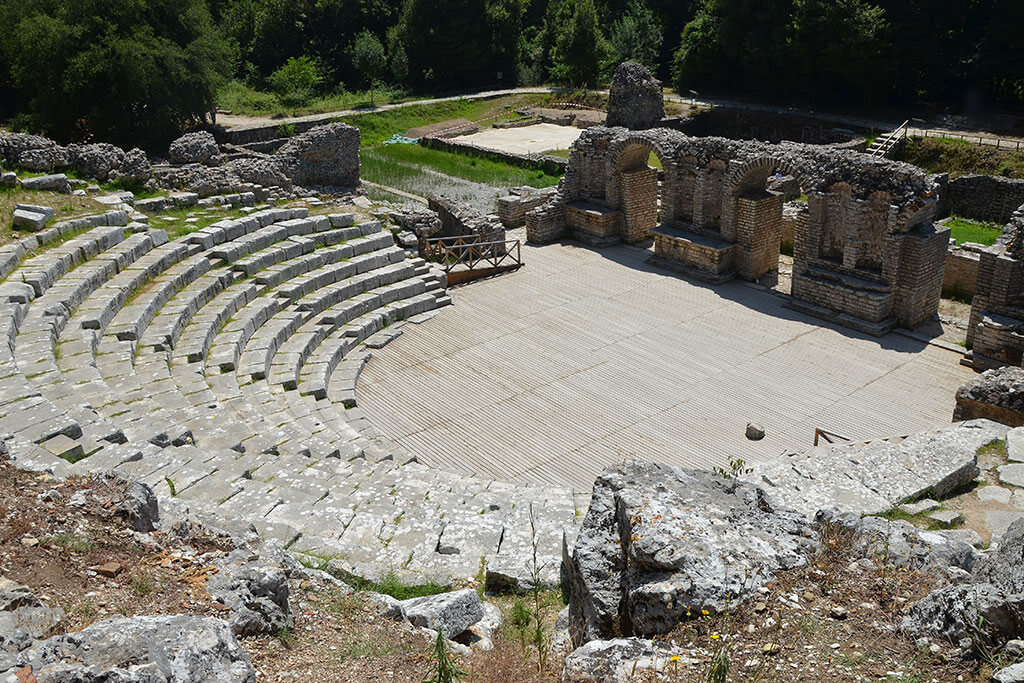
xmin=902 ymin=583 xmax=1024 ymax=650
xmin=818 ymin=510 xmax=978 ymax=573
xmin=68 ymin=143 xmax=127 ymax=182
xmin=19 ymin=174 xmax=71 ymax=193
xmin=112 ymin=147 xmax=152 ymax=185
xmin=169 ymin=131 xmax=220 ymax=165
xmin=226 ymin=158 xmax=291 ymax=189
xmin=2 ymin=614 xmax=255 ymax=682
xmin=974 ymin=518 xmax=1024 ymax=594
xmin=400 ymin=589 xmax=483 ymax=638
xmin=0 ymin=578 xmax=64 ymax=644
xmin=118 ymin=481 xmax=160 ymax=532
xmin=562 ymin=638 xmax=686 ymax=682
xmin=17 ymin=146 xmax=70 ymax=172
xmin=0 ymin=132 xmax=57 ymax=166
xmin=605 ymin=61 xmax=665 ymax=131
xmin=993 ymin=663 xmax=1024 ymax=682
xmin=206 ymin=553 xmax=292 ymax=636
xmin=568 ymin=461 xmax=816 ymax=644
xmin=274 ymin=123 xmax=360 ymax=188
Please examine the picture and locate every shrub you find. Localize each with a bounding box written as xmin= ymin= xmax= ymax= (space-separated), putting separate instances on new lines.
xmin=268 ymin=56 xmax=323 ymax=106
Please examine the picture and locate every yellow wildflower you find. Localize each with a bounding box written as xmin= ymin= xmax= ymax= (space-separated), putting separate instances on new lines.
xmin=670 ymin=656 xmax=681 ymax=662
xmin=709 ymin=634 xmax=720 ymax=640
xmin=701 ymin=609 xmax=709 ymax=616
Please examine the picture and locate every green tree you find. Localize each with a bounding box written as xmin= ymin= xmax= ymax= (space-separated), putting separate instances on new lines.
xmin=550 ymin=0 xmax=609 ymax=86
xmin=352 ymin=31 xmax=385 ymax=104
xmin=267 ymin=55 xmax=323 ymax=106
xmin=608 ymin=1 xmax=664 ymax=71
xmin=977 ymin=0 xmax=1024 ymax=104
xmin=786 ymin=0 xmax=890 ymax=102
xmin=0 ymin=0 xmax=236 ymax=148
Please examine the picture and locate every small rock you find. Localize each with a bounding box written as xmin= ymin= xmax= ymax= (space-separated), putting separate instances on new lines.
xmin=830 ymin=605 xmax=849 ymax=620
xmin=401 ymin=589 xmax=483 ymax=639
xmin=92 ymin=562 xmax=123 ymax=578
xmin=753 ymin=601 xmax=767 ymax=613
xmin=20 ymin=537 xmax=38 ymax=547
xmin=991 ymin=662 xmax=1024 ymax=682
xmin=762 ymin=643 xmax=781 ymax=655
xmin=745 ymin=422 xmax=765 ymax=440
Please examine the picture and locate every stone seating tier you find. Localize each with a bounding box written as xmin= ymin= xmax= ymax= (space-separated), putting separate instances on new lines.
xmin=0 ymin=205 xmax=580 ymax=587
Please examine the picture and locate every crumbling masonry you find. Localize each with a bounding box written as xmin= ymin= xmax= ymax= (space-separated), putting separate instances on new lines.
xmin=526 ymin=127 xmax=948 ymax=335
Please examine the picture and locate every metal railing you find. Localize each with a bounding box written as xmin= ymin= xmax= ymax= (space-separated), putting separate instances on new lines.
xmin=813 ymin=428 xmax=852 ymax=446
xmin=867 ymin=120 xmax=910 ymax=157
xmin=423 ymin=235 xmax=523 ymax=285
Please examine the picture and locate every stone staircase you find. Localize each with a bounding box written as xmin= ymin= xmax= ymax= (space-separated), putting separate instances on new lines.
xmin=865 ymin=120 xmax=910 ymax=158
xmin=0 ymin=204 xmax=579 ymax=586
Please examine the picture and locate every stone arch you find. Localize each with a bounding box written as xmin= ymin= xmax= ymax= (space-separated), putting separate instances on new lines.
xmin=718 ymin=156 xmax=809 ymax=280
xmin=604 ymin=133 xmax=678 ymax=242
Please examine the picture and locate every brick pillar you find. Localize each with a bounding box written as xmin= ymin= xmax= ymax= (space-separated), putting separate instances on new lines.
xmin=620 ymin=168 xmax=658 ymax=242
xmin=735 ymin=192 xmax=783 ymax=280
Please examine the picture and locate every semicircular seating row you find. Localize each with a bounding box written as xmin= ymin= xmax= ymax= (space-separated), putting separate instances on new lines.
xmin=0 ymin=205 xmax=580 ymax=585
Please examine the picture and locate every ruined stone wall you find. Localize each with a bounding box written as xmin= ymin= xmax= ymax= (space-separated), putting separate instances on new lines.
xmin=943 ymin=244 xmax=982 ymax=297
xmin=497 ymin=187 xmax=558 ymax=228
xmin=941 ymin=175 xmax=1024 ymax=224
xmin=420 ymin=136 xmax=567 ymax=176
xmin=528 ymin=126 xmax=946 ymax=333
xmin=966 ymin=204 xmax=1024 ymax=369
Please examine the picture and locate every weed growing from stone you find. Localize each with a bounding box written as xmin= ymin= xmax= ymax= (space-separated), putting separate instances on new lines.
xmin=424 ymin=629 xmax=466 ymax=683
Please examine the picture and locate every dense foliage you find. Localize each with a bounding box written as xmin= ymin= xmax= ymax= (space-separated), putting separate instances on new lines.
xmin=0 ymin=0 xmax=235 ymax=147
xmin=0 ymin=0 xmax=1021 ymax=147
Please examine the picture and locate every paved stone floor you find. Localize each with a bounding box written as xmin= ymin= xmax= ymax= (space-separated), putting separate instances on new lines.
xmin=452 ymin=123 xmax=584 ymax=154
xmin=358 ymin=239 xmax=976 ymax=490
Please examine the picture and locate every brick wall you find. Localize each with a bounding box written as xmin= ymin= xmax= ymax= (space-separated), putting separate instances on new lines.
xmin=734 ymin=192 xmax=783 ymax=279
xmin=620 ymin=168 xmax=658 ymax=242
xmin=943 ymin=244 xmax=982 ymax=297
xmin=497 ymin=187 xmax=558 ymax=228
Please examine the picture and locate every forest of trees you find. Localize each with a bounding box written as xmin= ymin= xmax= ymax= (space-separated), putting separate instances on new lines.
xmin=0 ymin=0 xmax=1022 ymax=147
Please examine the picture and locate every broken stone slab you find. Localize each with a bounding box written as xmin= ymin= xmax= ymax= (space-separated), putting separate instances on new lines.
xmin=562 ymin=638 xmax=688 ymax=683
xmin=1001 ymin=464 xmax=1024 ymax=488
xmin=928 ymin=509 xmax=964 ymax=528
xmin=819 ymin=511 xmax=977 ymax=573
xmin=39 ymin=434 xmax=84 ymax=462
xmin=18 ymin=174 xmax=70 ymax=193
xmin=979 ymin=486 xmax=1013 ymax=504
xmin=987 ymin=510 xmax=1024 ymax=541
xmin=3 ymin=614 xmax=255 ymax=682
xmin=15 ymin=204 xmax=55 ymax=221
xmin=901 ymin=499 xmax=940 ymax=515
xmin=940 ymin=528 xmax=985 ymax=549
xmin=454 ymin=601 xmax=502 ymax=651
xmin=12 ymin=209 xmax=50 ymax=232
xmin=400 ymin=588 xmax=483 ymax=639
xmin=749 ymin=420 xmax=1005 ymax=519
xmin=0 ymin=172 xmax=16 ymax=188
xmin=485 ymin=553 xmax=563 ymax=594
xmin=118 ymin=481 xmax=160 ymax=532
xmin=569 ymin=461 xmax=816 ymax=643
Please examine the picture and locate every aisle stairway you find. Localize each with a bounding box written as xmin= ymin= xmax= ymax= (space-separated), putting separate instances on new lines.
xmin=1 ymin=204 xmax=580 ymax=586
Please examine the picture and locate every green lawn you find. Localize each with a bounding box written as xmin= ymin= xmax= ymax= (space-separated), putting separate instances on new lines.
xmin=337 ymin=94 xmax=548 ymax=147
xmin=947 ymin=216 xmax=1002 ymax=245
xmin=217 ymin=81 xmax=415 ymax=118
xmin=361 ymin=144 xmax=561 ymax=190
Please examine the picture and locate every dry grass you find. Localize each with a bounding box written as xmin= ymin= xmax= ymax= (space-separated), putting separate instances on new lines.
xmin=0 ymin=186 xmax=106 ymax=244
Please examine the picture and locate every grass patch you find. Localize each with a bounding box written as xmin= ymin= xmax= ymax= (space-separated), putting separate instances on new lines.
xmin=897 ymin=136 xmax=1024 ymax=178
xmin=977 ymin=438 xmax=1008 ymax=459
xmin=947 ymin=216 xmax=1002 ymax=246
xmin=44 ymin=532 xmax=93 ymax=552
xmin=362 ymin=144 xmax=561 ymax=190
xmin=216 ymin=80 xmax=414 ymax=118
xmin=148 ymin=204 xmax=256 ymax=240
xmin=346 ymin=568 xmax=448 ymax=601
xmin=338 ymin=93 xmax=552 ymax=147
xmin=0 ymin=185 xmax=106 ymax=244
